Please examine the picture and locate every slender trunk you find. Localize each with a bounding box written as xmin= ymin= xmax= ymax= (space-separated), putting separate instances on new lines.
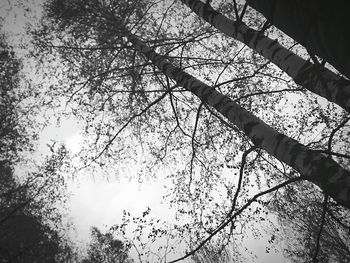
xmin=246 ymin=0 xmax=350 ymax=80
xmin=127 ymin=32 xmax=350 ymax=209
xmin=179 ymin=0 xmax=350 ymax=113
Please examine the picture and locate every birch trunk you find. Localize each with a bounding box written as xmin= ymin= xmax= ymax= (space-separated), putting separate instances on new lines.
xmin=179 ymin=0 xmax=350 ymax=113
xmin=246 ymin=0 xmax=350 ymax=80
xmin=127 ymin=32 xmax=350 ymax=209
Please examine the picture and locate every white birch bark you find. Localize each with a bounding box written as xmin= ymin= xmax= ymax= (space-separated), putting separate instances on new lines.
xmin=127 ymin=32 xmax=350 ymax=209
xmin=179 ymin=0 xmax=350 ymax=113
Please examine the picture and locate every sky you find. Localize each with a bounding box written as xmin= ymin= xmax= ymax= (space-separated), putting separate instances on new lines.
xmin=37 ymin=118 xmax=174 ymax=237
xmin=1 ymin=1 xmax=291 ymax=262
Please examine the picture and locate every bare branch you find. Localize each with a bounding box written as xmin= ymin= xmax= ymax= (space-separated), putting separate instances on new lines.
xmin=167 ymin=177 xmax=302 ymax=263
xmin=188 ymin=102 xmax=203 ymax=191
xmin=327 ymin=116 xmax=350 ymax=153
xmin=228 ymin=145 xmax=258 ymax=216
xmin=84 ymin=87 xmax=175 ymax=168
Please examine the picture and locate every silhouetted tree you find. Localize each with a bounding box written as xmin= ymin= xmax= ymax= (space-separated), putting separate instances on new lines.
xmin=0 ymin=30 xmax=75 ymax=262
xmin=82 ymin=227 xmax=132 ymax=263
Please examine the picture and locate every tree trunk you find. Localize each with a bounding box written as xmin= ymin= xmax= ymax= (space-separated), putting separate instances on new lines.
xmin=126 ymin=32 xmax=350 ymax=209
xmin=179 ymin=0 xmax=350 ymax=113
xmin=246 ymin=0 xmax=350 ymax=80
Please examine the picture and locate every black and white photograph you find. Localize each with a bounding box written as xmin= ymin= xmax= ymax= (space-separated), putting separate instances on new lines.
xmin=1 ymin=0 xmax=349 ymax=262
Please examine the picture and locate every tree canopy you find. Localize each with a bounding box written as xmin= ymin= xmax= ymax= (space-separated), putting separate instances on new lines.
xmin=2 ymin=0 xmax=350 ymax=262
xmin=82 ymin=227 xmax=132 ymax=263
xmin=0 ymin=24 xmax=75 ymax=262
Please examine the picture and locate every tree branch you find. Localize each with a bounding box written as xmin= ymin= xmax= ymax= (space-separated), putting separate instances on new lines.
xmin=167 ymin=177 xmax=302 ymax=263
xmin=312 ymin=194 xmax=329 ymax=263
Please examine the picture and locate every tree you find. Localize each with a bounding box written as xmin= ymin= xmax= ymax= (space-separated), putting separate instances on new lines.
xmin=0 ymin=145 xmax=75 ymax=262
xmin=34 ymin=0 xmax=350 ymax=261
xmin=190 ymin=242 xmax=234 ymax=263
xmin=132 ymin=26 xmax=350 ymax=208
xmin=246 ymin=0 xmax=350 ymax=79
xmin=41 ymin=0 xmax=350 ymax=205
xmin=82 ymin=227 xmax=132 ymax=263
xmin=178 ymin=0 xmax=350 ymax=113
xmin=0 ymin=209 xmax=62 ymax=262
xmin=0 ymin=35 xmax=34 ymax=164
xmin=0 ymin=29 xmax=75 ymax=262
xmin=269 ymin=180 xmax=350 ymax=263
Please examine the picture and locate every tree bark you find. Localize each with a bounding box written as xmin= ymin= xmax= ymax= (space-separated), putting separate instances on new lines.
xmin=127 ymin=32 xmax=350 ymax=209
xmin=179 ymin=0 xmax=350 ymax=113
xmin=246 ymin=0 xmax=350 ymax=80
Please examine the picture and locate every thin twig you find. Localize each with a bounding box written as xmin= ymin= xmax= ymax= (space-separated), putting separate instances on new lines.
xmin=229 ymin=146 xmax=258 ymax=216
xmin=327 ymin=116 xmax=350 ymax=153
xmin=188 ymin=103 xmax=203 ymax=191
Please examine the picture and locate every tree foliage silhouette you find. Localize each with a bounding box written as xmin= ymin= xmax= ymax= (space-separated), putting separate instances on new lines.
xmin=82 ymin=227 xmax=132 ymax=263
xmin=0 ymin=29 xmax=74 ymax=262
